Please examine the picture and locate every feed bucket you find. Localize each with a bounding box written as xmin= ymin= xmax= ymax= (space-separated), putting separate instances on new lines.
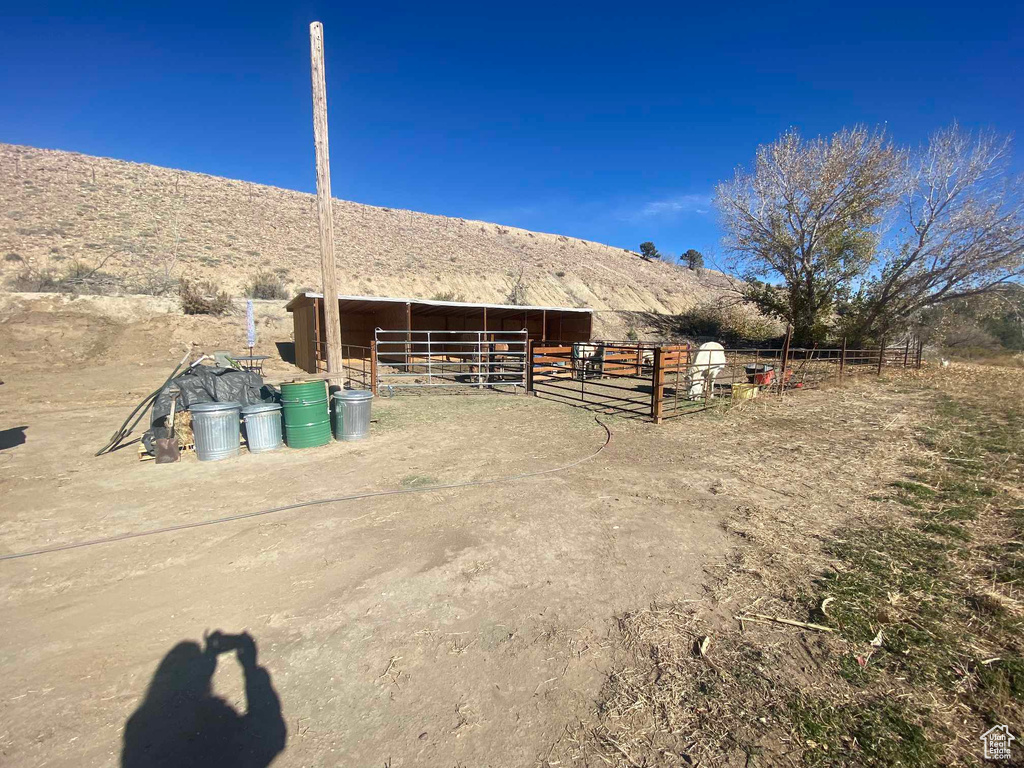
xmin=241 ymin=403 xmax=283 ymax=453
xmin=332 ymin=390 xmax=374 ymax=441
xmin=744 ymin=363 xmax=775 ymax=386
xmin=280 ymin=381 xmax=331 ymax=448
xmin=190 ymin=402 xmax=241 ymax=461
xmin=732 ymin=383 xmax=759 ymax=401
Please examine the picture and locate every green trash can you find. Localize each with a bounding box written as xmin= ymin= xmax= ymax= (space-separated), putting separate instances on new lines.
xmin=280 ymin=380 xmax=331 ymax=448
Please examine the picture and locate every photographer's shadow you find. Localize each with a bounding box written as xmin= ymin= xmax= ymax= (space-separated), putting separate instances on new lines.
xmin=122 ymin=631 xmax=287 ymax=768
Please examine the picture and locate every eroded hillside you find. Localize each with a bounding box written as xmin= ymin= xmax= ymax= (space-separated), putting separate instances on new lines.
xmin=0 ymin=143 xmax=737 ymax=314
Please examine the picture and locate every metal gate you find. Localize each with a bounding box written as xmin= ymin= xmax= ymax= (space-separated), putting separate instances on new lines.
xmin=374 ymin=329 xmax=528 ymax=393
xmin=529 ymin=341 xmax=661 ymax=419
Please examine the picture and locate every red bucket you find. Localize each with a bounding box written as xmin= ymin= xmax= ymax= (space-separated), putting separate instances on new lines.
xmin=745 ymin=364 xmax=775 ymax=386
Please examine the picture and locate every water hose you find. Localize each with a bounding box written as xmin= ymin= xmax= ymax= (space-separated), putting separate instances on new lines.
xmin=3 ymin=418 xmax=612 ymax=562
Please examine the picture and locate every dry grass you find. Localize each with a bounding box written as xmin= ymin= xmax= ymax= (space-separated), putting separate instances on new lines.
xmin=545 ymin=365 xmax=1023 ymax=767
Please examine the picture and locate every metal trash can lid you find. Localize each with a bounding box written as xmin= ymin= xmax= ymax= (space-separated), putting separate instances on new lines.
xmin=190 ymin=401 xmax=242 ymax=413
xmin=332 ymin=389 xmax=374 ymax=401
xmin=241 ymin=402 xmax=282 ymax=415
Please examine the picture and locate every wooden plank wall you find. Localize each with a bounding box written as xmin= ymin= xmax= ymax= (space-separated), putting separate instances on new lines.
xmin=293 ymin=304 xmax=316 ymax=373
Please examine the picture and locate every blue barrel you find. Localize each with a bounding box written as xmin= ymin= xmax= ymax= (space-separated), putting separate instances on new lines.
xmin=190 ymin=402 xmax=241 ymax=461
xmin=241 ymin=403 xmax=283 ymax=453
xmin=332 ymin=390 xmax=374 ymax=441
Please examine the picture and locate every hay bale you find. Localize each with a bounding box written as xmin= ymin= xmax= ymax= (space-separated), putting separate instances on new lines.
xmin=173 ymin=409 xmax=193 ymax=448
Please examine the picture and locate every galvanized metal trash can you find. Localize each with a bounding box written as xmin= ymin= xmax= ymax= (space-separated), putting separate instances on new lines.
xmin=280 ymin=380 xmax=331 ymax=448
xmin=332 ymin=390 xmax=374 ymax=441
xmin=241 ymin=403 xmax=283 ymax=453
xmin=190 ymin=402 xmax=241 ymax=461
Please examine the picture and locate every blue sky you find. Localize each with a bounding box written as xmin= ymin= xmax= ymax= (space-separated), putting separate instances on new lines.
xmin=2 ymin=1 xmax=1022 ymax=264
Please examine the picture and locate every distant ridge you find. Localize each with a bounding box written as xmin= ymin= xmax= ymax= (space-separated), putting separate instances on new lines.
xmin=0 ymin=143 xmax=737 ymax=315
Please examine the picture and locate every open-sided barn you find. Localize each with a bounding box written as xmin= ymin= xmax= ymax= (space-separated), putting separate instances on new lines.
xmin=286 ymin=293 xmax=593 ymax=374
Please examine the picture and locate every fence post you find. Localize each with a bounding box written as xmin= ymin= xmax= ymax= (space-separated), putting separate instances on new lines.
xmin=651 ymin=346 xmax=664 ymax=424
xmin=877 ymin=336 xmax=886 ymax=376
xmin=779 ymin=326 xmax=792 ymax=396
xmin=917 ymin=338 xmax=924 ymax=369
xmin=903 ymin=338 xmax=910 ymax=368
xmin=370 ymin=339 xmax=378 ymax=396
xmin=426 ymin=331 xmax=432 ymax=384
xmin=839 ymin=337 xmax=847 ymax=381
xmin=526 ymin=339 xmax=534 ymax=393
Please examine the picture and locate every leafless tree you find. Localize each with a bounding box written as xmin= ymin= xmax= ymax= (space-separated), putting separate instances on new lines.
xmin=715 ymin=127 xmax=904 ymax=344
xmin=850 ymin=124 xmax=1024 ymax=341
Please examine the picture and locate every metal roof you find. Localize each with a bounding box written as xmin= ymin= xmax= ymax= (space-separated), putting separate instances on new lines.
xmin=286 ymin=292 xmax=592 ymax=314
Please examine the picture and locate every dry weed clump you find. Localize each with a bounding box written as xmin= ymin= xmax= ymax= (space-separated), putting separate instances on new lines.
xmin=6 ymin=258 xmax=120 ymax=294
xmin=242 ymin=270 xmax=288 ymax=300
xmin=179 ymin=278 xmax=232 ymax=315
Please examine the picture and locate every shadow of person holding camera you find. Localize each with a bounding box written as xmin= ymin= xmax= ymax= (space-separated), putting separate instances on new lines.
xmin=121 ymin=631 xmax=287 ymax=768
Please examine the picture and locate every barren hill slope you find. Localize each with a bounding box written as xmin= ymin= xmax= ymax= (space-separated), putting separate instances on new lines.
xmin=0 ymin=143 xmax=735 ymax=313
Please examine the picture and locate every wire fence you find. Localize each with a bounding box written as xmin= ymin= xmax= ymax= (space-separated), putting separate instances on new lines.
xmin=530 ymin=338 xmax=922 ymax=423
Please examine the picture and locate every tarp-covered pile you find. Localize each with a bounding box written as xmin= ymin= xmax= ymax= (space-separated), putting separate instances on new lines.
xmin=142 ymin=366 xmax=274 ymax=453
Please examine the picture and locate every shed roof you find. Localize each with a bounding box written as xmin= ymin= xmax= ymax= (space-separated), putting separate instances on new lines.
xmin=285 ymin=292 xmax=592 ymax=314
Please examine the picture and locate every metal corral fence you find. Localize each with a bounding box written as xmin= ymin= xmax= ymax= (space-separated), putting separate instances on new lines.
xmin=313 ymin=342 xmax=373 ymax=390
xmin=529 ymin=338 xmax=923 ymax=423
xmin=373 ymin=329 xmax=528 ymax=393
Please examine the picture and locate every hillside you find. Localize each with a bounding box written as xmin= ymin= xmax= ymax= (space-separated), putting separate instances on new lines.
xmin=0 ymin=143 xmax=738 ymax=317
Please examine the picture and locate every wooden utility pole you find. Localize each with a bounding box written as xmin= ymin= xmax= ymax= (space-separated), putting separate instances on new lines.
xmin=309 ymin=21 xmax=344 ymax=383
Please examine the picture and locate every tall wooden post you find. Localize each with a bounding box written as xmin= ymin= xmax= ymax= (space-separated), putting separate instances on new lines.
xmin=651 ymin=346 xmax=665 ymax=423
xmin=876 ymin=336 xmax=886 ymax=376
xmin=779 ymin=325 xmax=792 ymax=396
xmin=526 ymin=339 xmax=534 ymax=393
xmin=839 ymin=336 xmax=847 ymax=381
xmin=903 ymin=338 xmax=910 ymax=368
xmin=309 ymin=22 xmax=344 ymax=383
xmin=370 ymin=340 xmax=378 ymax=395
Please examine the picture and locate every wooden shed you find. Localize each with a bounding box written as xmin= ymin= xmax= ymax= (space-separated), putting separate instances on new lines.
xmin=286 ymin=292 xmax=593 ymax=374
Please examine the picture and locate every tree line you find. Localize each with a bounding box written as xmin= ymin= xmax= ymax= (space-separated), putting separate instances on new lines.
xmin=714 ymin=124 xmax=1024 ymax=347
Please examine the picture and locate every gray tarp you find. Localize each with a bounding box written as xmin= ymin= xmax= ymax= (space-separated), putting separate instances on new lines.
xmin=142 ymin=366 xmax=271 ymax=453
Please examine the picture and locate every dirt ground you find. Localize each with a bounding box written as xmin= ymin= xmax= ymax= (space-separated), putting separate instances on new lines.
xmin=0 ymin=295 xmax=928 ymax=767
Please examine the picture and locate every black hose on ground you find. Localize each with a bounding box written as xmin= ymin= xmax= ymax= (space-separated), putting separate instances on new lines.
xmin=3 ymin=418 xmax=612 ymax=562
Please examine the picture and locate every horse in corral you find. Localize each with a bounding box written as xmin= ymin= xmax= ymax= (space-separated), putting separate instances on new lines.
xmin=572 ymin=342 xmax=604 ymax=380
xmin=688 ymin=342 xmax=726 ymax=399
xmin=639 ymin=347 xmax=654 ymax=371
xmin=469 ymin=341 xmax=510 ymax=384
